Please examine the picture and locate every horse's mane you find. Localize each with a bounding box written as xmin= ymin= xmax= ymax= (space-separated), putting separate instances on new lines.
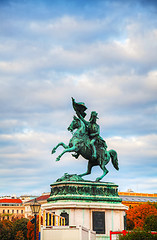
xmin=72 ymin=117 xmax=90 ymax=144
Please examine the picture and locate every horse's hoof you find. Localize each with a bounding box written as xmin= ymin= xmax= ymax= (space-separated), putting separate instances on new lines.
xmin=96 ymin=178 xmax=101 ymax=182
xmin=51 ymin=149 xmax=56 ymax=154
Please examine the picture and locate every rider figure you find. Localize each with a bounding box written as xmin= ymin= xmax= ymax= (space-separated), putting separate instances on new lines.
xmin=76 ymin=110 xmax=107 ymax=160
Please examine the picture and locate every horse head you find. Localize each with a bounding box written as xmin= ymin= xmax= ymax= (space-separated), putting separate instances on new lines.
xmin=67 ymin=116 xmax=81 ymax=133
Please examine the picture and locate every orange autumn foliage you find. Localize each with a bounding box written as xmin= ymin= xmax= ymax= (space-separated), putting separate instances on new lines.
xmin=27 ymin=216 xmax=39 ymax=240
xmin=126 ymin=203 xmax=157 ymax=229
xmin=15 ymin=230 xmax=25 ymax=240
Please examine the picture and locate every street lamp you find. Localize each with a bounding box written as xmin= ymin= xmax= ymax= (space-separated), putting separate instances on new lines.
xmin=30 ymin=198 xmax=41 ymax=240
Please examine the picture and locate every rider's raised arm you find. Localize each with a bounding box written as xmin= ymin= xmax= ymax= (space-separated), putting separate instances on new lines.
xmin=76 ymin=112 xmax=89 ymax=126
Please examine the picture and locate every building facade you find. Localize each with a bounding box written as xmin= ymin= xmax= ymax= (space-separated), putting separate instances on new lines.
xmin=0 ymin=198 xmax=25 ymax=221
xmin=118 ymin=191 xmax=157 ymax=208
xmin=24 ymin=193 xmax=50 ymax=219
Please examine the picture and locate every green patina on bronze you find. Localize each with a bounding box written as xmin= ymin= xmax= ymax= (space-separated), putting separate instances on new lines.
xmin=51 ymin=98 xmax=119 ymax=181
xmin=47 ymin=174 xmax=122 ymax=203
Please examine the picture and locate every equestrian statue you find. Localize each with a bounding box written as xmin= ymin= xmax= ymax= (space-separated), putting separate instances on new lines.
xmin=51 ymin=98 xmax=119 ymax=181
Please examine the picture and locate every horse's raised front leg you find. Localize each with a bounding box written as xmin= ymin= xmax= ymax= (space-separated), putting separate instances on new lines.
xmin=56 ymin=145 xmax=77 ymax=161
xmin=79 ymin=162 xmax=94 ymax=178
xmin=51 ymin=142 xmax=68 ymax=154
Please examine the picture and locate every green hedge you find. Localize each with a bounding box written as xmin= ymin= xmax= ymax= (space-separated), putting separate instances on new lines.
xmin=143 ymin=215 xmax=157 ymax=231
xmin=119 ymin=229 xmax=157 ymax=240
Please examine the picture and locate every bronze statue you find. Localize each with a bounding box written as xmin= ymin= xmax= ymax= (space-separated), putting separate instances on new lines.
xmin=51 ymin=98 xmax=119 ymax=181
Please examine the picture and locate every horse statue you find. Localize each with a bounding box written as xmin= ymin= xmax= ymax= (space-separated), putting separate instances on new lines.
xmin=51 ymin=115 xmax=119 ymax=181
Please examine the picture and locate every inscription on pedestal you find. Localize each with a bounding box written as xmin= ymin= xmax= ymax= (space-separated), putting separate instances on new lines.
xmin=48 ymin=180 xmax=122 ymax=203
xmin=92 ymin=211 xmax=105 ymax=234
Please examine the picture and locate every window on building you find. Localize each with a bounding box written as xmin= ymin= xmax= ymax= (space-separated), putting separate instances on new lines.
xmin=17 ymin=210 xmax=18 ymax=214
xmin=60 ymin=211 xmax=69 ymax=226
xmin=12 ymin=210 xmax=14 ymax=213
xmin=8 ymin=210 xmax=9 ymax=213
xmin=21 ymin=210 xmax=23 ymax=214
xmin=3 ymin=210 xmax=5 ymax=213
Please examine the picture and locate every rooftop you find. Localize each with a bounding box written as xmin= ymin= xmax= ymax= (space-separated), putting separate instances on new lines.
xmin=24 ymin=194 xmax=50 ymax=204
xmin=0 ymin=198 xmax=22 ymax=204
xmin=119 ymin=192 xmax=157 ymax=197
xmin=119 ymin=194 xmax=157 ymax=203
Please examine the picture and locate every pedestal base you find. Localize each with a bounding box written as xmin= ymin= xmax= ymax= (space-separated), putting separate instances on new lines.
xmin=42 ymin=174 xmax=127 ymax=240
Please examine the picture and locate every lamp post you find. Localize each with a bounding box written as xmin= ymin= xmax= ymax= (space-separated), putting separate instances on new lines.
xmin=30 ymin=198 xmax=41 ymax=240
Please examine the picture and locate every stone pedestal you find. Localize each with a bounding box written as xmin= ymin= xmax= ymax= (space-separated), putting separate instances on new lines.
xmin=42 ymin=174 xmax=127 ymax=240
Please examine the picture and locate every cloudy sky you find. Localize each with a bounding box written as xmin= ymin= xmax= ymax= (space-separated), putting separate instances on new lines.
xmin=0 ymin=0 xmax=157 ymax=197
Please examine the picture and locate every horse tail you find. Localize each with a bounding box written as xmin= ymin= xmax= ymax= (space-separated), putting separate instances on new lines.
xmin=109 ymin=149 xmax=119 ymax=170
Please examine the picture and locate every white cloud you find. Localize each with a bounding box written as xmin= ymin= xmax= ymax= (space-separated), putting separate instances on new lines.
xmin=0 ymin=15 xmax=157 ymax=78
xmin=28 ymin=16 xmax=113 ymax=40
xmin=108 ymin=134 xmax=157 ymax=162
xmin=146 ymin=70 xmax=157 ymax=92
xmin=0 ymin=0 xmax=157 ymax=195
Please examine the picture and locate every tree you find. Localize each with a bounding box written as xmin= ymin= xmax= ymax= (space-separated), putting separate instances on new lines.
xmin=126 ymin=203 xmax=157 ymax=229
xmin=126 ymin=218 xmax=134 ymax=230
xmin=13 ymin=218 xmax=29 ymax=240
xmin=143 ymin=215 xmax=157 ymax=231
xmin=151 ymin=203 xmax=157 ymax=209
xmin=27 ymin=216 xmax=39 ymax=240
xmin=15 ymin=231 xmax=25 ymax=240
xmin=0 ymin=221 xmax=8 ymax=240
xmin=0 ymin=220 xmax=13 ymax=240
